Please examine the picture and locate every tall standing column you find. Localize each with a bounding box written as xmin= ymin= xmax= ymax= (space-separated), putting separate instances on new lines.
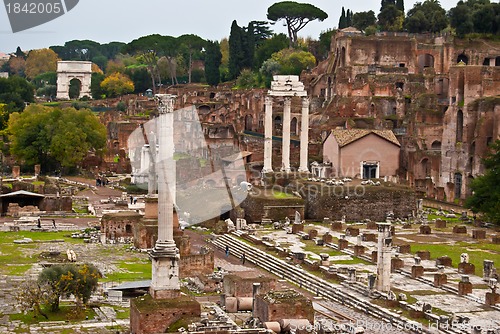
xmin=263 ymin=96 xmax=273 ymax=173
xmin=281 ymin=97 xmax=291 ymax=173
xmin=376 ymin=222 xmax=392 ymax=292
xmin=298 ymin=97 xmax=310 ymax=173
xmin=150 ymin=94 xmax=179 ymax=299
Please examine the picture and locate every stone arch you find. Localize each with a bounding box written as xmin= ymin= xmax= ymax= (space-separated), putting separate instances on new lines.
xmin=435 ymin=78 xmax=449 ymax=98
xmin=245 ymin=114 xmax=253 ymax=131
xmin=68 ymin=78 xmax=82 ymax=99
xmin=496 ymin=56 xmax=500 ymax=66
xmin=198 ymin=105 xmax=211 ymax=114
xmin=457 ymin=54 xmax=468 ymax=64
xmin=56 ymin=61 xmax=92 ymax=100
xmin=395 ymin=82 xmax=404 ymax=90
xmin=456 ymin=110 xmax=463 ymax=143
xmin=418 ymin=53 xmax=434 ymax=72
xmin=291 ymin=117 xmax=298 ymax=135
xmin=431 ymin=141 xmax=441 ymax=150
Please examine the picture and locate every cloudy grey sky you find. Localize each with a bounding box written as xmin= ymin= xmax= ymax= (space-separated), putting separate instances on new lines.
xmin=1 ymin=0 xmax=460 ymax=53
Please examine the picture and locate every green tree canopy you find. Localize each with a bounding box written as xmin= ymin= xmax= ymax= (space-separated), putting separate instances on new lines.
xmin=254 ymin=34 xmax=289 ymax=70
xmin=449 ymin=0 xmax=500 ymax=37
xmin=271 ymin=48 xmax=316 ymax=75
xmin=38 ymin=263 xmax=100 ymax=311
xmin=0 ymin=76 xmax=35 ymax=126
xmin=352 ymin=11 xmax=377 ymax=31
xmin=378 ymin=3 xmax=404 ymax=31
xmin=100 ymin=72 xmax=134 ymax=97
xmin=8 ymin=105 xmax=106 ymax=172
xmin=466 ymin=140 xmax=500 ymax=225
xmin=267 ymin=1 xmax=328 ymax=48
xmin=404 ymin=0 xmax=448 ymax=33
xmin=204 ymin=40 xmax=222 ymax=86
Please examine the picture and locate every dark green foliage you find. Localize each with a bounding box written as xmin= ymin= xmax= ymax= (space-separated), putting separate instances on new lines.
xmin=254 ymin=34 xmax=289 ymax=70
xmin=449 ymin=0 xmax=500 ymax=37
xmin=352 ymin=11 xmax=377 ymax=31
xmin=0 ymin=76 xmax=35 ymax=124
xmin=267 ymin=1 xmax=328 ymax=47
xmin=124 ymin=66 xmax=150 ymax=93
xmin=228 ymin=20 xmax=245 ymax=80
xmin=8 ymin=104 xmax=107 ymax=172
xmin=404 ymin=0 xmax=448 ymax=33
xmin=396 ymin=0 xmax=404 ymax=12
xmin=245 ymin=22 xmax=256 ymax=70
xmin=466 ymin=140 xmax=500 ymax=225
xmin=38 ymin=263 xmax=101 ymax=312
xmin=378 ymin=4 xmax=404 ymax=31
xmin=90 ymin=72 xmax=105 ymax=98
xmin=339 ymin=7 xmax=347 ymax=29
xmin=315 ymin=29 xmax=336 ymax=61
xmin=15 ymin=46 xmax=26 ymax=59
xmin=204 ymin=40 xmax=222 ymax=86
xmin=250 ymin=21 xmax=274 ymax=46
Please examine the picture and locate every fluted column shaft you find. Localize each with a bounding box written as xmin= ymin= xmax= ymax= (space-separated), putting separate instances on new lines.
xmin=281 ymin=97 xmax=291 ymax=173
xmin=298 ymin=97 xmax=310 ymax=173
xmin=263 ymin=96 xmax=273 ymax=173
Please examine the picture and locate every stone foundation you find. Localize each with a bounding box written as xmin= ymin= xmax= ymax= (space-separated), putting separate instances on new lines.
xmin=346 ymin=227 xmax=359 ymax=237
xmin=419 ymin=225 xmax=431 ymax=234
xmin=398 ymin=244 xmax=411 ymax=253
xmin=223 ymin=272 xmax=276 ymax=297
xmin=362 ymin=233 xmax=376 ymax=242
xmin=411 ymin=265 xmax=424 ymax=278
xmin=130 ymin=294 xmax=201 ymax=334
xmin=453 ymin=225 xmax=467 ymax=234
xmin=434 ymin=273 xmax=447 ymax=287
xmin=458 ymin=262 xmax=475 ymax=275
xmin=253 ymin=289 xmax=314 ymax=324
xmin=338 ymin=239 xmax=349 ymax=250
xmin=458 ymin=281 xmax=473 ymax=296
xmin=435 ymin=220 xmax=446 ymax=228
xmin=472 ymin=230 xmax=486 ymax=239
xmin=292 ymin=223 xmax=304 ymax=234
xmin=330 ymin=222 xmax=343 ymax=231
xmin=353 ymin=245 xmax=364 ymax=256
xmin=436 ymin=256 xmax=452 ymax=267
xmin=416 ymin=250 xmax=431 ymax=260
xmin=485 ymin=292 xmax=500 ymax=306
xmin=322 ymin=233 xmax=333 ymax=243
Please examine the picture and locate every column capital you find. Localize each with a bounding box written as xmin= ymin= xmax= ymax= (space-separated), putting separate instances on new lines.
xmin=265 ymin=96 xmax=273 ymax=105
xmin=283 ymin=96 xmax=292 ymax=106
xmin=301 ymin=96 xmax=310 ymax=106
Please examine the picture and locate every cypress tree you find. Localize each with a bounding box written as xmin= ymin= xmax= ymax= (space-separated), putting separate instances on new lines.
xmin=339 ymin=7 xmax=347 ymax=29
xmin=228 ymin=20 xmax=244 ymax=80
xmin=396 ymin=0 xmax=404 ymax=12
xmin=205 ymin=40 xmax=222 ymax=86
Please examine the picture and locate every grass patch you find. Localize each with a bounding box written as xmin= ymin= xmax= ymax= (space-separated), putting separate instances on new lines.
xmin=271 ymin=190 xmax=296 ymax=199
xmin=10 ymin=303 xmax=96 ymax=325
xmin=102 ymin=259 xmax=151 ymax=282
xmin=410 ymin=242 xmax=499 ymax=270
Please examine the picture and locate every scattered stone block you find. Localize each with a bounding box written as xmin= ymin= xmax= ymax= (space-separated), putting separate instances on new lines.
xmin=338 ymin=239 xmax=349 ymax=250
xmin=371 ymin=251 xmax=378 ymax=263
xmin=308 ymin=229 xmax=318 ymax=239
xmin=458 ymin=262 xmax=476 ymax=275
xmin=458 ymin=280 xmax=473 ymax=296
xmin=472 ymin=229 xmax=486 ymax=239
xmin=353 ymin=245 xmax=364 ymax=256
xmin=330 ymin=222 xmax=343 ymax=231
xmin=346 ymin=227 xmax=359 ymax=237
xmin=435 ymin=219 xmax=447 ymax=228
xmin=362 ymin=233 xmax=376 ymax=242
xmin=436 ymin=256 xmax=452 ymax=267
xmin=391 ymin=257 xmax=404 ymax=272
xmin=434 ymin=273 xmax=447 ymax=287
xmin=453 ymin=225 xmax=467 ymax=234
xmin=419 ymin=225 xmax=431 ymax=234
xmin=485 ymin=292 xmax=500 ymax=306
xmin=292 ymin=223 xmax=304 ymax=234
xmin=322 ymin=233 xmax=333 ymax=244
xmin=416 ymin=250 xmax=431 ymax=260
xmin=398 ymin=244 xmax=411 ymax=254
xmin=493 ymin=235 xmax=500 ymax=244
xmin=411 ymin=265 xmax=424 ymax=278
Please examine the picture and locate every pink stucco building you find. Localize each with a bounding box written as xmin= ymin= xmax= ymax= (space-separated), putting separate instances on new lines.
xmin=323 ymin=129 xmax=400 ymax=178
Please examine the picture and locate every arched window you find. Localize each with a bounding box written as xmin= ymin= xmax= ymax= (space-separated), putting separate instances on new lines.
xmin=454 ymin=173 xmax=462 ymax=199
xmin=431 ymin=141 xmax=441 ymax=150
xmin=457 ymin=54 xmax=468 ymax=64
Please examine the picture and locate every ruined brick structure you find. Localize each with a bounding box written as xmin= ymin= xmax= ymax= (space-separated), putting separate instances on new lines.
xmin=305 ymin=28 xmax=500 ymax=203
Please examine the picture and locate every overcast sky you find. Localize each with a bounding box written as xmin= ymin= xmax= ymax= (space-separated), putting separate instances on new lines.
xmin=1 ymin=0 xmax=460 ymax=53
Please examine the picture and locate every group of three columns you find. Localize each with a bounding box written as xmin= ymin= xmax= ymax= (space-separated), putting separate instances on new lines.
xmin=262 ymin=96 xmax=310 ymax=174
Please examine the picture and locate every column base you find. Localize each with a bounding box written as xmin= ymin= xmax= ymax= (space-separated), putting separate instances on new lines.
xmin=262 ymin=168 xmax=274 ymax=174
xmin=297 ymin=167 xmax=310 ymax=173
xmin=280 ymin=167 xmax=291 ymax=173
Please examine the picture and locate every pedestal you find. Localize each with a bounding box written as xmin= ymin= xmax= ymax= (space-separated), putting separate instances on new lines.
xmin=434 ymin=273 xmax=447 ymax=287
xmin=338 ymin=239 xmax=349 ymax=250
xmin=411 ymin=265 xmax=424 ymax=278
